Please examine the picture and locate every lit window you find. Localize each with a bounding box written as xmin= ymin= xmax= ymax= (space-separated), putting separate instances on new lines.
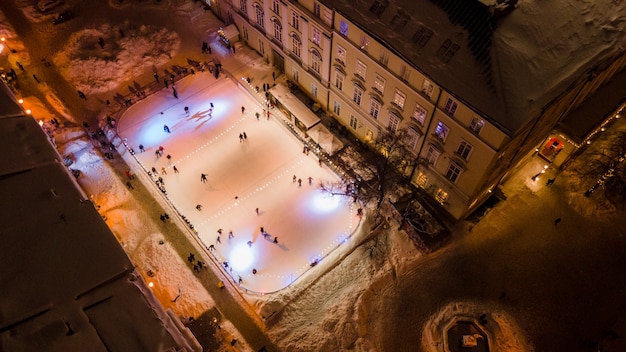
xmin=392 ymin=89 xmax=406 ymax=110
xmin=373 ymin=75 xmax=386 ymax=94
xmin=445 ymin=162 xmax=463 ymax=183
xmin=353 ymin=86 xmax=363 ymax=105
xmin=456 ymin=141 xmax=473 ymax=160
xmin=334 ymin=70 xmax=344 ymax=90
xmin=469 ymin=117 xmax=484 ymax=134
xmin=312 ymin=27 xmax=321 ymax=46
xmin=355 ymin=60 xmax=367 ymax=80
xmin=349 ymin=115 xmax=358 ymax=129
xmin=435 ymin=189 xmax=448 ymax=203
xmin=434 ymin=121 xmax=449 ymax=141
xmin=412 ymin=104 xmax=427 ymax=124
xmin=339 ymin=20 xmax=349 ymax=36
xmin=337 ymin=45 xmax=346 ymax=64
xmin=444 ymin=98 xmax=457 ymax=116
xmin=415 ymin=172 xmax=428 ymax=188
xmin=426 ymin=145 xmax=440 ymax=165
xmin=370 ymin=99 xmax=381 ymax=119
xmin=333 ymin=100 xmax=341 ymax=115
xmin=388 ymin=113 xmax=400 ymax=132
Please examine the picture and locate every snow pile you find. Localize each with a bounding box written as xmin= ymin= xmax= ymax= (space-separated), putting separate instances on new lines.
xmin=53 ymin=23 xmax=180 ymax=94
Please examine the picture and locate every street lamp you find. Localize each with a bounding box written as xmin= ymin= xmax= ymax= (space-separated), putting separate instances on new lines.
xmin=1 ymin=37 xmax=16 ymax=53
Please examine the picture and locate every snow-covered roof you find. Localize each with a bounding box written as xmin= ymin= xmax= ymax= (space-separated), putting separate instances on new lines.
xmin=320 ymin=0 xmax=626 ymax=134
xmin=0 ymin=88 xmax=194 ymax=351
xmin=270 ymin=84 xmax=321 ymax=129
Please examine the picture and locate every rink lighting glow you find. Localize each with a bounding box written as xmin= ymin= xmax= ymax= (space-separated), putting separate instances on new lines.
xmin=229 ymin=243 xmax=255 ymax=272
xmin=139 ymin=121 xmax=170 ymax=146
xmin=310 ymin=192 xmax=340 ymax=213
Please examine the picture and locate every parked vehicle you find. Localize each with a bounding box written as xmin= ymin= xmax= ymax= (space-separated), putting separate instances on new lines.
xmin=37 ymin=0 xmax=62 ymax=12
xmin=52 ymin=10 xmax=74 ymax=25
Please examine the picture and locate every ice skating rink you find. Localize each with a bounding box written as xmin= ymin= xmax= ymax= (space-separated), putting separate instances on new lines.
xmin=118 ymin=72 xmax=359 ymax=292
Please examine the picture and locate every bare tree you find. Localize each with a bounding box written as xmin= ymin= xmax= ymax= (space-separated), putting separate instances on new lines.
xmin=578 ymin=130 xmax=626 ymax=206
xmin=319 ymin=128 xmax=415 ymax=209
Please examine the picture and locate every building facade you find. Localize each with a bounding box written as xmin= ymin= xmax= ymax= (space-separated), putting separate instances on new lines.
xmin=209 ymin=0 xmax=626 ymax=220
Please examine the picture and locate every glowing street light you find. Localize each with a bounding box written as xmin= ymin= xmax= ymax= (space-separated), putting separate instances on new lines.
xmin=0 ymin=37 xmax=15 ymax=53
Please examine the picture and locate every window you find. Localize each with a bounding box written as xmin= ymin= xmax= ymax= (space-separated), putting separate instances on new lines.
xmin=406 ymin=127 xmax=420 ymax=150
xmin=444 ymin=98 xmax=457 ymax=115
xmin=373 ymin=74 xmax=386 ymax=94
xmin=359 ymin=35 xmax=369 ymax=51
xmin=370 ymin=99 xmax=381 ymax=119
xmin=293 ymin=68 xmax=299 ymax=82
xmin=469 ymin=117 xmax=484 ymax=134
xmin=412 ymin=26 xmax=433 ymax=48
xmin=445 ymin=162 xmax=463 ymax=183
xmin=400 ymin=65 xmax=411 ymax=81
xmin=254 ymin=4 xmax=264 ymax=26
xmin=415 ymin=172 xmax=428 ymax=188
xmin=355 ymin=60 xmax=367 ymax=80
xmin=349 ymin=115 xmax=358 ymax=130
xmin=435 ymin=188 xmax=448 ymax=203
xmin=313 ymin=2 xmax=321 ymax=17
xmin=291 ymin=34 xmax=301 ymax=57
xmin=239 ymin=0 xmax=247 ymax=14
xmin=425 ymin=145 xmax=440 ymax=165
xmin=369 ymin=0 xmax=388 ymax=17
xmin=333 ymin=100 xmax=341 ymax=115
xmin=312 ymin=27 xmax=321 ymax=46
xmin=311 ymin=50 xmax=321 ymax=73
xmin=292 ymin=12 xmax=300 ymax=31
xmin=272 ymin=0 xmax=280 ymax=15
xmin=334 ymin=70 xmax=344 ymax=90
xmin=412 ymin=104 xmax=427 ymax=124
xmin=436 ymin=39 xmax=460 ymax=63
xmin=391 ymin=12 xmax=409 ymax=31
xmin=392 ymin=89 xmax=406 ymax=110
xmin=311 ymin=84 xmax=318 ymax=98
xmin=422 ymin=79 xmax=434 ymax=98
xmin=434 ymin=121 xmax=449 ymax=141
xmin=339 ymin=20 xmax=349 ymax=36
xmin=379 ymin=50 xmax=389 ymax=67
xmin=337 ymin=45 xmax=346 ymax=64
xmin=353 ymin=86 xmax=363 ymax=105
xmin=388 ymin=113 xmax=400 ymax=132
xmin=273 ymin=20 xmax=282 ymax=41
xmin=258 ymin=38 xmax=264 ymax=54
xmin=456 ymin=141 xmax=473 ymax=160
